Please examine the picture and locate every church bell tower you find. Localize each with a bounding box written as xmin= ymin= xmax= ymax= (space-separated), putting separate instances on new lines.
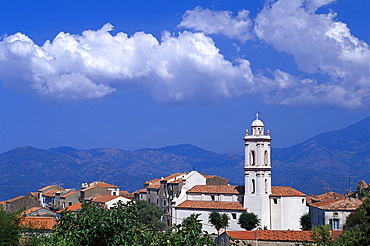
xmin=243 ymin=113 xmax=272 ymax=229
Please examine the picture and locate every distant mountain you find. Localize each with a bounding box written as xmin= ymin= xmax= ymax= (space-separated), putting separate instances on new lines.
xmin=0 ymin=117 xmax=368 ymax=201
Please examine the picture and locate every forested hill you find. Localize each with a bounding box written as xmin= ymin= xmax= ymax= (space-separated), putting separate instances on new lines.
xmin=0 ymin=117 xmax=368 ymax=200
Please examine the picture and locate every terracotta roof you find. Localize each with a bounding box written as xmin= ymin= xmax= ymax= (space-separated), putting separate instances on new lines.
xmin=21 ymin=217 xmax=57 ymax=230
xmin=147 ymin=182 xmax=160 ymax=189
xmin=24 ymin=207 xmax=51 ymax=215
xmin=42 ymin=188 xmax=64 ymax=197
xmin=308 ymin=192 xmax=344 ymax=204
xmin=271 ymin=186 xmax=306 ymax=197
xmin=38 ymin=185 xmax=58 ymax=192
xmin=161 ymin=173 xmax=185 ymax=182
xmin=144 ymin=178 xmax=161 ymax=184
xmin=7 ymin=196 xmax=25 ymax=202
xmin=168 ymin=178 xmax=184 ymax=184
xmin=29 ymin=192 xmax=39 ymax=199
xmin=133 ymin=188 xmax=147 ymax=194
xmin=60 ymin=190 xmax=79 ymax=198
xmin=0 ymin=201 xmax=6 ymax=206
xmin=59 ymin=203 xmax=82 ymax=212
xmin=91 ymin=195 xmax=120 ymax=203
xmin=177 ymin=201 xmax=246 ymax=211
xmin=310 ymin=197 xmax=363 ymax=211
xmin=119 ymin=190 xmax=134 ymax=199
xmin=203 ymin=175 xmax=228 ymax=180
xmin=95 ymin=182 xmax=119 ymax=188
xmin=187 ymin=185 xmax=244 ymax=195
xmin=227 ymin=230 xmax=313 ymax=242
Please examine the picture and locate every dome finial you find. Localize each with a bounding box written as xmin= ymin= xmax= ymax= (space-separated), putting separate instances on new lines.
xmin=256 ymin=112 xmax=259 ymax=120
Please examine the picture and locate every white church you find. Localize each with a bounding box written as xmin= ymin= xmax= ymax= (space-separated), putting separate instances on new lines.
xmin=171 ymin=114 xmax=308 ymax=232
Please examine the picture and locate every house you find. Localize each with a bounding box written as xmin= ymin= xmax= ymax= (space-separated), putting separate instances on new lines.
xmin=38 ymin=185 xmax=65 ymax=210
xmin=309 ymin=197 xmax=363 ymax=230
xmin=56 ymin=190 xmax=80 ymax=209
xmin=119 ymin=190 xmax=134 ymax=200
xmin=217 ymin=230 xmax=313 ymax=246
xmin=80 ymin=182 xmax=120 ymax=201
xmin=172 ymin=184 xmax=246 ymax=233
xmin=6 ymin=193 xmax=40 ymax=213
xmin=24 ymin=206 xmax=56 ymax=217
xmin=90 ymin=195 xmax=131 ymax=209
xmin=307 ymin=191 xmax=344 ymax=204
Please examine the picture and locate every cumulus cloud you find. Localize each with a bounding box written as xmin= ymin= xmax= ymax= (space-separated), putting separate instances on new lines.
xmin=0 ymin=23 xmax=254 ymax=102
xmin=179 ymin=7 xmax=254 ymax=42
xmin=254 ymin=0 xmax=369 ymax=108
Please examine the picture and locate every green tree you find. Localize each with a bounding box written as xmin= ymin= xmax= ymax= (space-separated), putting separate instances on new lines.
xmin=208 ymin=211 xmax=229 ymax=235
xmin=300 ymin=212 xmax=311 ymax=230
xmin=238 ymin=212 xmax=260 ymax=230
xmin=0 ymin=206 xmax=24 ymax=246
xmin=136 ymin=200 xmax=166 ymax=230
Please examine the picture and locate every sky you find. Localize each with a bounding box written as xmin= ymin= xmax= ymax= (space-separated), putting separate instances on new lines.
xmin=0 ymin=0 xmax=368 ymax=154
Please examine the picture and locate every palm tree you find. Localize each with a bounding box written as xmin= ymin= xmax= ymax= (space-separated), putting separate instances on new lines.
xmin=208 ymin=211 xmax=229 ymax=235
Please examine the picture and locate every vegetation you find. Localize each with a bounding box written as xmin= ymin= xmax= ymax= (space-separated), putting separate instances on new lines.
xmin=300 ymin=212 xmax=311 ymax=230
xmin=208 ymin=211 xmax=229 ymax=235
xmin=38 ymin=201 xmax=217 ymax=246
xmin=136 ymin=200 xmax=166 ymax=230
xmin=238 ymin=212 xmax=260 ymax=230
xmin=0 ymin=206 xmax=23 ymax=246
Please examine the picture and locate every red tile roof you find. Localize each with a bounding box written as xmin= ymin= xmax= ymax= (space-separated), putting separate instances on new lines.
xmin=60 ymin=190 xmax=79 ymax=198
xmin=271 ymin=186 xmax=306 ymax=197
xmin=133 ymin=188 xmax=147 ymax=194
xmin=147 ymin=182 xmax=160 ymax=189
xmin=310 ymin=197 xmax=363 ymax=211
xmin=168 ymin=178 xmax=184 ymax=184
xmin=144 ymin=178 xmax=161 ymax=185
xmin=43 ymin=188 xmax=64 ymax=197
xmin=38 ymin=185 xmax=58 ymax=192
xmin=24 ymin=207 xmax=51 ymax=215
xmin=177 ymin=201 xmax=246 ymax=211
xmin=21 ymin=217 xmax=57 ymax=230
xmin=227 ymin=230 xmax=313 ymax=242
xmin=95 ymin=182 xmax=119 ymax=188
xmin=161 ymin=173 xmax=185 ymax=181
xmin=59 ymin=203 xmax=82 ymax=212
xmin=91 ymin=195 xmax=120 ymax=203
xmin=7 ymin=196 xmax=25 ymax=202
xmin=187 ymin=185 xmax=244 ymax=195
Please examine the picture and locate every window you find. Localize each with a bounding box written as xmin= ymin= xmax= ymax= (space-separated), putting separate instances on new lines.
xmin=329 ymin=219 xmax=340 ymax=230
xmin=250 ymin=151 xmax=255 ymax=166
xmin=69 ymin=201 xmax=72 ymax=206
xmin=112 ymin=192 xmax=116 ymax=196
xmin=264 ymin=151 xmax=268 ymax=165
xmin=273 ymin=198 xmax=277 ymax=204
xmin=265 ymin=179 xmax=268 ymax=193
xmin=164 ymin=200 xmax=166 ymax=206
xmin=211 ymin=195 xmax=215 ymax=201
xmin=302 ymin=198 xmax=305 ymax=204
xmin=148 ymin=198 xmax=151 ymax=203
xmin=251 ymin=179 xmax=255 ymax=194
xmin=231 ymin=213 xmax=237 ymax=220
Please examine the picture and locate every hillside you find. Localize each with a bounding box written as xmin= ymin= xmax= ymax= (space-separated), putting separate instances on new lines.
xmin=0 ymin=117 xmax=368 ymax=201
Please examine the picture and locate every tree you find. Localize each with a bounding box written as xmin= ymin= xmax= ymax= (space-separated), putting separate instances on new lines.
xmin=136 ymin=200 xmax=166 ymax=230
xmin=208 ymin=211 xmax=229 ymax=235
xmin=300 ymin=212 xmax=311 ymax=230
xmin=238 ymin=212 xmax=260 ymax=230
xmin=0 ymin=206 xmax=24 ymax=246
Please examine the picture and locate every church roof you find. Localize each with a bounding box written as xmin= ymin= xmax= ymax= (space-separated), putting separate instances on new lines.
xmin=177 ymin=201 xmax=246 ymax=211
xmin=187 ymin=185 xmax=244 ymax=195
xmin=271 ymin=186 xmax=306 ymax=197
xmin=310 ymin=197 xmax=363 ymax=211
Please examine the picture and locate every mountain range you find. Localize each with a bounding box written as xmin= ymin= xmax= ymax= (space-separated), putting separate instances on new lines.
xmin=0 ymin=117 xmax=368 ymax=201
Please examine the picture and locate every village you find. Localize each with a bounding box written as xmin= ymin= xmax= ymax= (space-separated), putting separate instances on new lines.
xmin=2 ymin=115 xmax=368 ymax=245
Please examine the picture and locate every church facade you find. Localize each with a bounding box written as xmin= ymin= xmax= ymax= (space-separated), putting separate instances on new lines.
xmin=170 ymin=114 xmax=308 ymax=232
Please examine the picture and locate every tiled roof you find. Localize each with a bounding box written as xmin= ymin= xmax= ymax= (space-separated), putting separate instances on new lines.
xmin=38 ymin=185 xmax=58 ymax=192
xmin=227 ymin=230 xmax=313 ymax=242
xmin=43 ymin=188 xmax=63 ymax=197
xmin=310 ymin=197 xmax=363 ymax=211
xmin=308 ymin=192 xmax=344 ymax=204
xmin=161 ymin=173 xmax=185 ymax=182
xmin=133 ymin=188 xmax=147 ymax=194
xmin=91 ymin=195 xmax=120 ymax=203
xmin=29 ymin=192 xmax=39 ymax=199
xmin=59 ymin=203 xmax=82 ymax=212
xmin=187 ymin=185 xmax=244 ymax=195
xmin=0 ymin=201 xmax=6 ymax=206
xmin=119 ymin=190 xmax=134 ymax=199
xmin=95 ymin=182 xmax=119 ymax=188
xmin=60 ymin=190 xmax=79 ymax=198
xmin=21 ymin=217 xmax=57 ymax=230
xmin=177 ymin=201 xmax=246 ymax=211
xmin=168 ymin=178 xmax=184 ymax=184
xmin=24 ymin=207 xmax=48 ymax=215
xmin=144 ymin=178 xmax=161 ymax=184
xmin=7 ymin=196 xmax=25 ymax=202
xmin=271 ymin=186 xmax=306 ymax=197
xmin=203 ymin=175 xmax=228 ymax=180
xmin=147 ymin=182 xmax=160 ymax=189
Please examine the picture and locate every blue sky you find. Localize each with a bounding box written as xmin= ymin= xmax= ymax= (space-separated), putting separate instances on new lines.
xmin=0 ymin=0 xmax=368 ymax=154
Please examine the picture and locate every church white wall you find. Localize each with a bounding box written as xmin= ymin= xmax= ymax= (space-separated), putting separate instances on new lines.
xmin=172 ymin=208 xmax=244 ymax=234
xmin=270 ymin=196 xmax=308 ymax=230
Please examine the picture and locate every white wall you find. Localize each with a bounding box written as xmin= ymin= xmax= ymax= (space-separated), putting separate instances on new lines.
xmin=173 ymin=208 xmax=244 ymax=234
xmin=105 ymin=197 xmax=131 ymax=209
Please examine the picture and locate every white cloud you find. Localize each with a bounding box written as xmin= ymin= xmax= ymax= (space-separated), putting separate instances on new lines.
xmin=253 ymin=0 xmax=369 ymax=109
xmin=179 ymin=7 xmax=254 ymax=42
xmin=0 ymin=24 xmax=254 ymax=103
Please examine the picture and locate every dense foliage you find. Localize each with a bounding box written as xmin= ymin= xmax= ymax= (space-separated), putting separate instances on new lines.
xmin=208 ymin=211 xmax=229 ymax=234
xmin=300 ymin=212 xmax=311 ymax=230
xmin=40 ymin=201 xmax=217 ymax=246
xmin=238 ymin=212 xmax=260 ymax=230
xmin=0 ymin=206 xmax=23 ymax=246
xmin=136 ymin=200 xmax=166 ymax=230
